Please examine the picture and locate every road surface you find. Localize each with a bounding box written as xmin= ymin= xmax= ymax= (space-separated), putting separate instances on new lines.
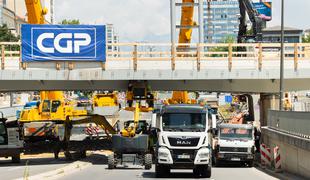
xmin=57 ymin=153 xmax=278 ymax=180
xmin=0 ymin=155 xmax=73 ymax=180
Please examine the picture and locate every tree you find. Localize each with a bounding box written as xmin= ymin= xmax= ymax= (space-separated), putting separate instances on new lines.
xmin=0 ymin=24 xmax=20 ymax=51
xmin=0 ymin=24 xmax=19 ymax=42
xmin=302 ymin=34 xmax=310 ymax=43
xmin=209 ymin=35 xmax=236 ymax=57
xmin=60 ymin=19 xmax=80 ymax=25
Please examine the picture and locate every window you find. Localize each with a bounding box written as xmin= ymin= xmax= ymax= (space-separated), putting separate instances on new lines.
xmin=51 ymin=101 xmax=61 ymax=113
xmin=42 ymin=100 xmax=51 ymax=112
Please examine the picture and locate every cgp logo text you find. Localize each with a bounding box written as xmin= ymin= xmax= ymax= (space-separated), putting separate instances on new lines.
xmin=37 ymin=32 xmax=91 ymax=54
xmin=22 ymin=24 xmax=106 ymax=62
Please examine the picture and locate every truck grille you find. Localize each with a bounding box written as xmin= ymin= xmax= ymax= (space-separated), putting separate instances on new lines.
xmin=170 ymin=149 xmax=197 ymax=163
xmin=220 ymin=147 xmax=248 ymax=153
xmin=168 ymin=137 xmax=200 ymax=147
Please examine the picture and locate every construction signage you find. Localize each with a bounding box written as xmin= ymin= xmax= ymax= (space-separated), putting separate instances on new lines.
xmin=21 ymin=24 xmax=106 ymax=62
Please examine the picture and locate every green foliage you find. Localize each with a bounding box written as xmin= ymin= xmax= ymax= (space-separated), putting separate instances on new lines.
xmin=0 ymin=24 xmax=20 ymax=51
xmin=0 ymin=24 xmax=19 ymax=42
xmin=302 ymin=34 xmax=310 ymax=43
xmin=60 ymin=19 xmax=80 ymax=25
xmin=209 ymin=35 xmax=237 ymax=57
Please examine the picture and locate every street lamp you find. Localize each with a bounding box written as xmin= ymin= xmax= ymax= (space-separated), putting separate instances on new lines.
xmin=279 ymin=0 xmax=285 ymax=111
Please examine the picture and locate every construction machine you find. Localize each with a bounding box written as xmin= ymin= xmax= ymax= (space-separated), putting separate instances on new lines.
xmin=93 ymin=92 xmax=119 ymax=108
xmin=167 ymin=0 xmax=198 ymax=105
xmin=19 ymin=91 xmax=87 ymax=141
xmin=237 ymin=0 xmax=267 ymax=43
xmin=0 ymin=112 xmax=23 ymax=163
xmin=108 ymin=81 xmax=154 ymax=169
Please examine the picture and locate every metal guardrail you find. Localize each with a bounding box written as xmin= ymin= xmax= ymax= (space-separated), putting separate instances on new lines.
xmin=0 ymin=106 xmax=23 ymax=118
xmin=1 ymin=42 xmax=310 ymax=71
xmin=268 ymin=110 xmax=310 ymax=138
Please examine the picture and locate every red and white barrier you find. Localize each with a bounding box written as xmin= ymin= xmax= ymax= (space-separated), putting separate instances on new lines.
xmin=274 ymin=146 xmax=282 ymax=173
xmin=85 ymin=126 xmax=100 ymax=136
xmin=260 ymin=144 xmax=272 ymax=168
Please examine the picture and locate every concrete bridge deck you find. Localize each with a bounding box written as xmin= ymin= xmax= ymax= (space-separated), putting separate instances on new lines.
xmin=1 ymin=42 xmax=310 ymax=92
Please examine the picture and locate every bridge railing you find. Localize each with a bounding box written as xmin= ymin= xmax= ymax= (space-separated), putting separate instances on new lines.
xmin=268 ymin=110 xmax=310 ymax=138
xmin=1 ymin=42 xmax=310 ymax=71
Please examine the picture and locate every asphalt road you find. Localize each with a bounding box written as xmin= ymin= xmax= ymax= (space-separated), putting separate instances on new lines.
xmin=57 ymin=153 xmax=278 ymax=180
xmin=0 ymin=155 xmax=73 ymax=180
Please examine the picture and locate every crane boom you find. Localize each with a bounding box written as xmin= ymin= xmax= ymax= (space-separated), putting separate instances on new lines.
xmin=25 ymin=0 xmax=47 ymax=24
xmin=178 ymin=0 xmax=195 ymax=44
xmin=169 ymin=0 xmax=197 ymax=104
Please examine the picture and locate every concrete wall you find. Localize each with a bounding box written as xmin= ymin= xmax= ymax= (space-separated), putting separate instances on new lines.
xmin=262 ymin=127 xmax=310 ymax=178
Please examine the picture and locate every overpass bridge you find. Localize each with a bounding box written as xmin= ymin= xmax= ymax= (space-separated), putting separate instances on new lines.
xmin=1 ymin=42 xmax=310 ymax=92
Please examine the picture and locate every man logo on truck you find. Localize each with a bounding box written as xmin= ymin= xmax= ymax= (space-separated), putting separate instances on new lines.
xmin=176 ymin=140 xmax=191 ymax=145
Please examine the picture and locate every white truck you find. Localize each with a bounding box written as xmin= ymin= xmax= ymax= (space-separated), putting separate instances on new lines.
xmin=0 ymin=113 xmax=23 ymax=163
xmin=154 ymin=104 xmax=212 ymax=178
xmin=213 ymin=123 xmax=255 ymax=167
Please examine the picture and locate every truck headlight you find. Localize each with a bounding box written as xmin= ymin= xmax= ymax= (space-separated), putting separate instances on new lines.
xmin=199 ymin=153 xmax=209 ymax=158
xmin=248 ymin=147 xmax=252 ymax=153
xmin=198 ymin=148 xmax=210 ymax=158
xmin=159 ymin=152 xmax=169 ymax=158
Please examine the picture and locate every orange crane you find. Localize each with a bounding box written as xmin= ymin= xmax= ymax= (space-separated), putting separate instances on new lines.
xmin=168 ymin=0 xmax=197 ymax=104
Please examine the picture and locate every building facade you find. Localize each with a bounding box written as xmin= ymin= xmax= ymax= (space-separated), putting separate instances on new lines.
xmin=203 ymin=0 xmax=240 ymax=43
xmin=0 ymin=0 xmax=54 ymax=35
xmin=106 ymin=24 xmax=120 ymax=57
xmin=262 ymin=26 xmax=303 ymax=43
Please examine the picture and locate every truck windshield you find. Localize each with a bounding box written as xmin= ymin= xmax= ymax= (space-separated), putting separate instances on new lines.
xmin=220 ymin=128 xmax=253 ymax=140
xmin=162 ymin=113 xmax=206 ymax=132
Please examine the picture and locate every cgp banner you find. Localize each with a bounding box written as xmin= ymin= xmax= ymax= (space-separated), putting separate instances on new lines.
xmin=21 ymin=24 xmax=106 ymax=62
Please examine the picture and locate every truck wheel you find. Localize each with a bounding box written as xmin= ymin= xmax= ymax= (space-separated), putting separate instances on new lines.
xmin=64 ymin=151 xmax=73 ymax=161
xmin=80 ymin=150 xmax=87 ymax=159
xmin=214 ymin=158 xmax=221 ymax=167
xmin=201 ymin=166 xmax=212 ymax=178
xmin=12 ymin=155 xmax=21 ymax=163
xmin=248 ymin=160 xmax=254 ymax=167
xmin=144 ymin=154 xmax=152 ymax=170
xmin=108 ymin=152 xmax=115 ymax=169
xmin=155 ymin=164 xmax=169 ymax=178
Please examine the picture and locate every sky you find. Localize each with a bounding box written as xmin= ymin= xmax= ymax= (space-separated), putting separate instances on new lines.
xmin=55 ymin=0 xmax=310 ymax=42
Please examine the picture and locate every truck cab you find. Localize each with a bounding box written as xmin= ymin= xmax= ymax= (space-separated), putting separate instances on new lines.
xmin=0 ymin=114 xmax=23 ymax=163
xmin=155 ymin=104 xmax=212 ymax=178
xmin=213 ymin=123 xmax=255 ymax=167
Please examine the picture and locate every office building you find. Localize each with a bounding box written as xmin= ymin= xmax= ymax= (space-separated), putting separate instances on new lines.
xmin=203 ymin=0 xmax=240 ymax=43
xmin=106 ymin=24 xmax=120 ymax=57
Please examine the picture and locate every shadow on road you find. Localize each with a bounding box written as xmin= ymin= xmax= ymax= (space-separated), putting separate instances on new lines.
xmin=0 ymin=157 xmax=74 ymax=167
xmin=142 ymin=171 xmax=210 ymax=179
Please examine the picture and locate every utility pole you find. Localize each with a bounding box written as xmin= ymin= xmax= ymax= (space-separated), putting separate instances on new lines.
xmin=279 ymin=0 xmax=285 ymax=110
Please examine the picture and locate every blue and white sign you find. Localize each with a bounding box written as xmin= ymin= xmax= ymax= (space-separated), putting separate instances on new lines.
xmin=22 ymin=24 xmax=106 ymax=62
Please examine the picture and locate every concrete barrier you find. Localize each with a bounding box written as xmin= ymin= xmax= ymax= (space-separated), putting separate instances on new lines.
xmin=262 ymin=127 xmax=310 ymax=178
xmin=0 ymin=106 xmax=23 ymax=118
xmin=268 ymin=110 xmax=310 ymax=138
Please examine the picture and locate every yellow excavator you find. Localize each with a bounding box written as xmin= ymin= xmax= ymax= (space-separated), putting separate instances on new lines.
xmin=108 ymin=81 xmax=154 ymax=169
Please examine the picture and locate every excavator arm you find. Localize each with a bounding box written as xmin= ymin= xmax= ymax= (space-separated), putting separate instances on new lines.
xmin=238 ymin=0 xmax=264 ymax=43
